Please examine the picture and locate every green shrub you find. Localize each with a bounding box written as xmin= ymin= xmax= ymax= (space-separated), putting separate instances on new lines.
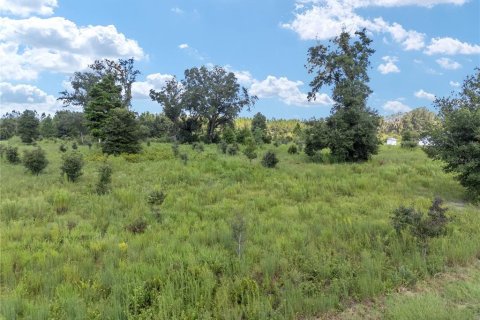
xmin=192 ymin=142 xmax=204 ymax=152
xmin=180 ymin=153 xmax=188 ymax=165
xmin=126 ymin=218 xmax=148 ymax=234
xmin=401 ymin=130 xmax=419 ymax=149
xmin=72 ymin=142 xmax=78 ymax=150
xmin=147 ymin=190 xmax=166 ymax=207
xmin=218 ymin=140 xmax=228 ymax=154
xmin=171 ymin=142 xmax=180 ymax=158
xmin=5 ymin=146 xmax=20 ymax=164
xmin=96 ymin=163 xmax=112 ymax=195
xmin=227 ymin=143 xmax=239 ymax=156
xmin=287 ymin=144 xmax=298 ymax=154
xmin=61 ymin=152 xmax=84 ymax=182
xmin=261 ymin=151 xmax=278 ymax=168
xmin=22 ymin=147 xmax=48 ymax=175
xmin=59 ymin=144 xmax=67 ymax=153
xmin=231 ymin=213 xmax=246 ymax=257
xmin=243 ymin=137 xmax=257 ymax=162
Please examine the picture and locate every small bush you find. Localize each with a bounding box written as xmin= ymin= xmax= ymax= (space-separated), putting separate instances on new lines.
xmin=231 ymin=213 xmax=246 ymax=258
xmin=192 ymin=142 xmax=204 ymax=152
xmin=243 ymin=137 xmax=257 ymax=162
xmin=287 ymin=144 xmax=298 ymax=154
xmin=72 ymin=142 xmax=78 ymax=150
xmin=261 ymin=151 xmax=279 ymax=168
xmin=401 ymin=130 xmax=419 ymax=149
xmin=59 ymin=144 xmax=67 ymax=153
xmin=126 ymin=218 xmax=148 ymax=234
xmin=61 ymin=152 xmax=84 ymax=182
xmin=180 ymin=153 xmax=188 ymax=165
xmin=227 ymin=144 xmax=239 ymax=156
xmin=5 ymin=146 xmax=21 ymax=164
xmin=218 ymin=140 xmax=228 ymax=154
xmin=171 ymin=142 xmax=180 ymax=158
xmin=23 ymin=147 xmax=48 ymax=175
xmin=147 ymin=190 xmax=166 ymax=207
xmin=391 ymin=197 xmax=450 ymax=255
xmin=96 ymin=163 xmax=112 ymax=195
xmin=0 ymin=145 xmax=5 ymax=158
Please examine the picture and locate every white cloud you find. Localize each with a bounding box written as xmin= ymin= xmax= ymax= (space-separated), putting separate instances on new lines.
xmin=171 ymin=7 xmax=184 ymax=14
xmin=414 ymin=89 xmax=435 ymax=101
xmin=282 ymin=1 xmax=425 ymax=50
xmin=436 ymin=57 xmax=461 ymax=70
xmin=178 ymin=43 xmax=189 ymax=49
xmin=0 ymin=17 xmax=144 ymax=81
xmin=383 ymin=100 xmax=412 ymax=113
xmin=425 ymin=37 xmax=480 ymax=55
xmin=449 ymin=80 xmax=460 ymax=88
xmin=354 ymin=0 xmax=467 ymax=7
xmin=378 ymin=56 xmax=400 ymax=74
xmin=132 ymin=73 xmax=175 ymax=99
xmin=0 ymin=82 xmax=60 ymax=114
xmin=0 ymin=0 xmax=57 ymax=17
xmin=250 ymin=75 xmax=332 ymax=107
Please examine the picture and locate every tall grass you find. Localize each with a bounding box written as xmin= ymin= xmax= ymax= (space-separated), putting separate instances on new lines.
xmin=0 ymin=139 xmax=479 ymax=319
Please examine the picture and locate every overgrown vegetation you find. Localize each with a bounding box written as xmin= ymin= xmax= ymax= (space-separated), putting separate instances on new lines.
xmin=22 ymin=147 xmax=48 ymax=175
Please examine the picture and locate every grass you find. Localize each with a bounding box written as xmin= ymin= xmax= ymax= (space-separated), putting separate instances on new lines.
xmin=0 ymin=138 xmax=479 ymax=319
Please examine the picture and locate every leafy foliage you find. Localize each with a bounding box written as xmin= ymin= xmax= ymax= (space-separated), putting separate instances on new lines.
xmin=22 ymin=148 xmax=48 ymax=175
xmin=96 ymin=163 xmax=113 ymax=195
xmin=401 ymin=130 xmax=419 ymax=148
xmin=5 ymin=145 xmax=20 ymax=164
xmin=305 ymin=30 xmax=380 ymax=162
xmin=425 ymin=69 xmax=480 ymax=200
xmin=101 ymin=108 xmax=141 ymax=155
xmin=261 ymin=150 xmax=279 ymax=168
xmin=17 ymin=110 xmax=40 ymax=143
xmin=61 ymin=152 xmax=84 ymax=182
xmin=287 ymin=144 xmax=298 ymax=154
xmin=243 ymin=137 xmax=257 ymax=162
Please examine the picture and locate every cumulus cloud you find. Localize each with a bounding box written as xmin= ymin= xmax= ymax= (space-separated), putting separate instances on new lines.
xmin=132 ymin=73 xmax=175 ymax=99
xmin=425 ymin=37 xmax=480 ymax=55
xmin=0 ymin=82 xmax=60 ymax=114
xmin=414 ymin=89 xmax=435 ymax=101
xmin=178 ymin=43 xmax=189 ymax=49
xmin=250 ymin=76 xmax=332 ymax=107
xmin=0 ymin=17 xmax=145 ymax=81
xmin=383 ymin=100 xmax=412 ymax=113
xmin=282 ymin=0 xmax=426 ymax=50
xmin=378 ymin=56 xmax=400 ymax=74
xmin=0 ymin=0 xmax=57 ymax=17
xmin=436 ymin=57 xmax=461 ymax=70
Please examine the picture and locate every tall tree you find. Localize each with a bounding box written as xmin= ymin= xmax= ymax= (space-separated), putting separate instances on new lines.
xmin=0 ymin=111 xmax=20 ymax=140
xmin=84 ymin=75 xmax=123 ymax=140
xmin=306 ymin=29 xmax=380 ymax=162
xmin=40 ymin=114 xmax=56 ymax=138
xmin=59 ymin=58 xmax=140 ymax=109
xmin=425 ymin=69 xmax=480 ymax=200
xmin=181 ymin=66 xmax=257 ymax=143
xmin=17 ymin=110 xmax=40 ymax=143
xmin=53 ymin=111 xmax=87 ymax=139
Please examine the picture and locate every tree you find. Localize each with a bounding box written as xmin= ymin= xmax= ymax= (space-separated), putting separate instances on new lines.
xmin=84 ymin=75 xmax=123 ymax=140
xmin=0 ymin=111 xmax=19 ymax=140
xmin=181 ymin=66 xmax=257 ymax=143
xmin=59 ymin=58 xmax=140 ymax=109
xmin=23 ymin=147 xmax=48 ymax=175
xmin=251 ymin=112 xmax=268 ymax=143
xmin=425 ymin=69 xmax=480 ymax=200
xmin=53 ymin=110 xmax=87 ymax=139
xmin=102 ymin=108 xmax=141 ymax=155
xmin=304 ymin=119 xmax=329 ymax=157
xmin=306 ymin=29 xmax=380 ymax=162
xmin=149 ymin=78 xmax=184 ymax=125
xmin=40 ymin=115 xmax=56 ymax=138
xmin=401 ymin=130 xmax=419 ymax=148
xmin=17 ymin=110 xmax=40 ymax=143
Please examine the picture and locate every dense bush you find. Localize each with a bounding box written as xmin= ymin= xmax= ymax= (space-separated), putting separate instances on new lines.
xmin=61 ymin=152 xmax=84 ymax=182
xmin=126 ymin=218 xmax=148 ymax=234
xmin=59 ymin=144 xmax=67 ymax=153
xmin=243 ymin=137 xmax=257 ymax=162
xmin=96 ymin=163 xmax=112 ymax=195
xmin=102 ymin=108 xmax=141 ymax=155
xmin=401 ymin=130 xmax=419 ymax=148
xmin=22 ymin=147 xmax=48 ymax=175
xmin=171 ymin=141 xmax=180 ymax=158
xmin=192 ymin=142 xmax=204 ymax=152
xmin=222 ymin=127 xmax=236 ymax=144
xmin=227 ymin=143 xmax=239 ymax=156
xmin=72 ymin=142 xmax=78 ymax=150
xmin=147 ymin=190 xmax=166 ymax=207
xmin=5 ymin=145 xmax=21 ymax=164
xmin=261 ymin=151 xmax=279 ymax=168
xmin=392 ymin=197 xmax=450 ymax=254
xmin=17 ymin=110 xmax=40 ymax=143
xmin=218 ymin=140 xmax=228 ymax=154
xmin=180 ymin=153 xmax=188 ymax=165
xmin=287 ymin=144 xmax=298 ymax=154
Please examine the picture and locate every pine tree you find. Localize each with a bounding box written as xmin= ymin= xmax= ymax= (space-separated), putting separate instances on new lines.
xmin=102 ymin=108 xmax=141 ymax=155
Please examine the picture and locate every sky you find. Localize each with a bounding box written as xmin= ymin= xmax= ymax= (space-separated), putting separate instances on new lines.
xmin=0 ymin=0 xmax=479 ymax=119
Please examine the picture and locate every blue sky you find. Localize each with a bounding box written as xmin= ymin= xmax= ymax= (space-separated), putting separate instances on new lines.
xmin=0 ymin=0 xmax=479 ymax=119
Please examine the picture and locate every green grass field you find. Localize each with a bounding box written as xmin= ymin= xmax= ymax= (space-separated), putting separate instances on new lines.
xmin=1 ymin=139 xmax=479 ymax=319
